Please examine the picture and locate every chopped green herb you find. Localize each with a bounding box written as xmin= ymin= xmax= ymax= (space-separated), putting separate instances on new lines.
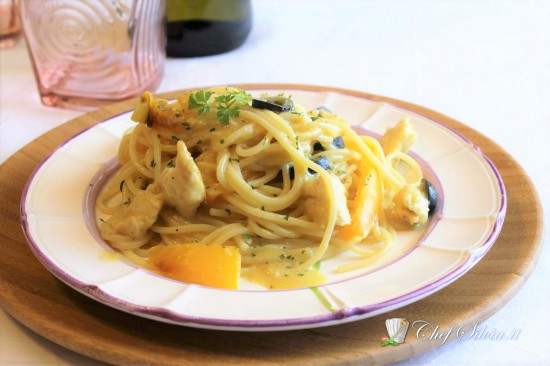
xmin=123 ymin=198 xmax=131 ymax=205
xmin=279 ymin=254 xmax=286 ymax=260
xmin=150 ymin=160 xmax=156 ymax=168
xmin=310 ymin=286 xmax=337 ymax=313
xmin=167 ymin=160 xmax=176 ymax=168
xmin=283 ymin=215 xmax=289 ymax=221
xmin=171 ymin=135 xmax=180 ymax=141
xmin=119 ymin=180 xmax=125 ymax=192
xmin=261 ymin=206 xmax=265 ymax=211
xmin=313 ymin=260 xmax=321 ymax=270
xmin=251 ymin=252 xmax=256 ymax=257
xmin=209 ymin=127 xmax=216 ymax=132
xmin=188 ymin=90 xmax=214 ymax=114
xmin=242 ymin=234 xmax=252 ymax=240
xmin=220 ymin=138 xmax=225 ymax=144
xmin=225 ymin=208 xmax=232 ymax=215
xmin=99 ymin=218 xmax=106 ymax=223
xmin=215 ymin=94 xmax=240 ymax=124
xmin=188 ymin=89 xmax=252 ymax=125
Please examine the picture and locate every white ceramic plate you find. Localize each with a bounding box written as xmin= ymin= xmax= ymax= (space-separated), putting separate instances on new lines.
xmin=21 ymin=87 xmax=506 ymax=331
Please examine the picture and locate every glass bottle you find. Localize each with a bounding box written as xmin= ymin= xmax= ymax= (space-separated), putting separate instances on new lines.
xmin=166 ymin=0 xmax=252 ymax=57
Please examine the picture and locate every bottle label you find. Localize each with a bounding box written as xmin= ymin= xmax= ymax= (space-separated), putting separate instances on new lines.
xmin=166 ymin=0 xmax=250 ymax=22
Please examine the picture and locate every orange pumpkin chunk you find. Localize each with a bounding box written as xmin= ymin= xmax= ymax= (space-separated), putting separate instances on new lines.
xmin=149 ymin=243 xmax=241 ymax=290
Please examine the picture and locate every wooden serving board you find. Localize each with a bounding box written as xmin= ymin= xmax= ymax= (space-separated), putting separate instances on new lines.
xmin=0 ymin=85 xmax=543 ymax=365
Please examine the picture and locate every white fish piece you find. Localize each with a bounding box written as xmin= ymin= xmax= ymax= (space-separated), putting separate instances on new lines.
xmin=303 ymin=173 xmax=351 ymax=227
xmin=386 ymin=318 xmax=409 ymax=343
xmin=159 ymin=140 xmax=206 ymax=219
xmin=380 ymin=117 xmax=417 ymax=155
xmin=102 ymin=184 xmax=163 ymax=239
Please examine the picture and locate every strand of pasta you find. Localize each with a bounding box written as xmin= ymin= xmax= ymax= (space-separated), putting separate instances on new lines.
xmin=224 ymin=194 xmax=322 ymax=231
xmin=247 ymin=110 xmax=337 ymax=269
xmin=150 ymin=223 xmax=215 ymax=234
xmin=247 ymin=219 xmax=282 ymax=239
xmin=385 ymin=151 xmax=423 ymax=184
xmin=235 ymin=133 xmax=272 ymax=157
xmin=225 ymin=159 xmax=303 ymax=211
xmin=337 ymin=122 xmax=403 ymax=190
xmin=199 ymin=222 xmax=248 ymax=245
xmin=129 ymin=124 xmax=154 ymax=179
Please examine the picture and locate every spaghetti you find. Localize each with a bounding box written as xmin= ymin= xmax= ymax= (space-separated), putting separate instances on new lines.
xmin=97 ymin=87 xmax=434 ymax=290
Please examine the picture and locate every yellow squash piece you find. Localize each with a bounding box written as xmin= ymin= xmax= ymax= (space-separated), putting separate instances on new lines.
xmin=149 ymin=243 xmax=241 ymax=290
xmin=338 ymin=166 xmax=382 ymax=242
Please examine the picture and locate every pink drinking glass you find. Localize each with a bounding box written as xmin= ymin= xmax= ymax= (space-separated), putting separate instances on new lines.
xmin=18 ymin=0 xmax=166 ymax=110
xmin=0 ymin=0 xmax=21 ymax=49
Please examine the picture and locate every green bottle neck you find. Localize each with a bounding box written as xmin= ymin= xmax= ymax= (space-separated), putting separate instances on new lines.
xmin=166 ymin=0 xmax=251 ymax=22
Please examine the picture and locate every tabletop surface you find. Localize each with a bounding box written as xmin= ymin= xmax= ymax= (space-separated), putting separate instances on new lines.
xmin=1 ymin=0 xmax=548 ymax=365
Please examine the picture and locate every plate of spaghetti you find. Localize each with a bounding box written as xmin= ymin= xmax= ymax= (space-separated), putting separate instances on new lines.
xmin=21 ymin=85 xmax=506 ymax=331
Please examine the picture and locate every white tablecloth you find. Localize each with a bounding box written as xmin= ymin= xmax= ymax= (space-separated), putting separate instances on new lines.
xmin=1 ymin=1 xmax=548 ymax=364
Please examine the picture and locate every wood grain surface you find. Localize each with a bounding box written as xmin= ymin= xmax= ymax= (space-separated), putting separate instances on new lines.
xmin=0 ymin=85 xmax=544 ymax=365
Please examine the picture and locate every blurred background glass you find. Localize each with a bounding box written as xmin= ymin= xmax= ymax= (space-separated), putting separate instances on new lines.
xmin=18 ymin=0 xmax=166 ymax=110
xmin=0 ymin=0 xmax=21 ymax=49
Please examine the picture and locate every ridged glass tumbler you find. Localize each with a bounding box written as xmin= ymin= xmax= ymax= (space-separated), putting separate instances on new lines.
xmin=18 ymin=0 xmax=166 ymax=110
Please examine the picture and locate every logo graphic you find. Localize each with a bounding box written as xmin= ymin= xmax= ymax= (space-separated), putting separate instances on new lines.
xmin=380 ymin=318 xmax=409 ymax=346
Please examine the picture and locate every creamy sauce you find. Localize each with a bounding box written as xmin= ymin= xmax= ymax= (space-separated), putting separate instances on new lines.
xmin=241 ymin=245 xmax=326 ymax=289
xmin=243 ymin=264 xmax=326 ymax=290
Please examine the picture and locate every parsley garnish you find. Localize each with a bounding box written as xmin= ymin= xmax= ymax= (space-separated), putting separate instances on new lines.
xmin=188 ymin=89 xmax=252 ymax=125
xmin=150 ymin=160 xmax=156 ymax=168
xmin=215 ymin=94 xmax=240 ymax=124
xmin=188 ymin=90 xmax=214 ymax=114
xmin=167 ymin=160 xmax=176 ymax=168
